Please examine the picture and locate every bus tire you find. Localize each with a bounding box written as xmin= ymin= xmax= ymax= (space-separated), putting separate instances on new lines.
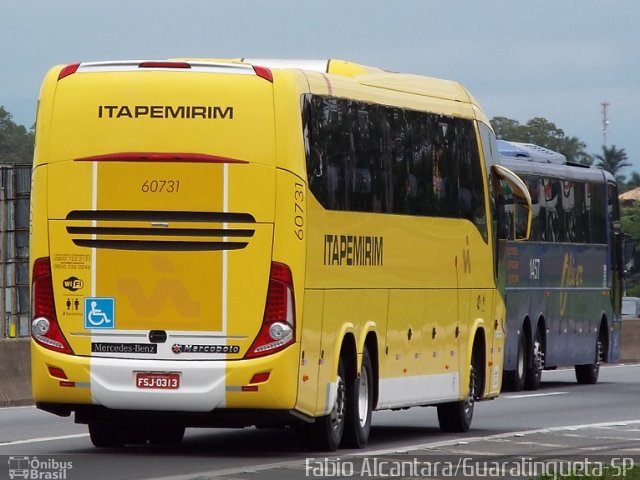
xmin=575 ymin=336 xmax=603 ymax=384
xmin=524 ymin=329 xmax=543 ymax=391
xmin=504 ymin=333 xmax=526 ymax=391
xmin=437 ymin=348 xmax=480 ymax=433
xmin=342 ymin=347 xmax=373 ymax=448
xmin=89 ymin=423 xmax=126 ymax=448
xmin=299 ymin=356 xmax=347 ymax=451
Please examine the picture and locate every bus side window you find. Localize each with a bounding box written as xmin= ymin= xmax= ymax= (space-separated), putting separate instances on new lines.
xmin=457 ymin=122 xmax=487 ymax=241
xmin=572 ymin=181 xmax=588 ymax=243
xmin=303 ymin=94 xmax=488 ymax=242
xmin=590 ymin=183 xmax=607 ymax=244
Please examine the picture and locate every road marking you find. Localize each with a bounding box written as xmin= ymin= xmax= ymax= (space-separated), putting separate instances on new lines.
xmin=504 ymin=391 xmax=569 ymax=399
xmin=544 ymin=363 xmax=640 ymax=372
xmin=150 ymin=419 xmax=640 ymax=480
xmin=0 ymin=433 xmax=89 ymax=446
xmin=0 ymin=405 xmax=36 ymax=412
xmin=362 ymin=419 xmax=640 ymax=456
xmin=513 ymin=440 xmax=570 ymax=448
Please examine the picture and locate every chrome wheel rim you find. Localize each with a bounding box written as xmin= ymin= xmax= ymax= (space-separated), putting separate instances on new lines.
xmin=517 ymin=338 xmax=525 ymax=379
xmin=532 ymin=339 xmax=544 ymax=373
xmin=594 ymin=340 xmax=603 ymax=374
xmin=357 ymin=367 xmax=370 ymax=428
xmin=330 ymin=375 xmax=346 ymax=432
xmin=463 ymin=366 xmax=476 ymax=419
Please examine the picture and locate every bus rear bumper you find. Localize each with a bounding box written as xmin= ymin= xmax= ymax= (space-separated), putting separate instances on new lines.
xmin=32 ymin=343 xmax=300 ymax=414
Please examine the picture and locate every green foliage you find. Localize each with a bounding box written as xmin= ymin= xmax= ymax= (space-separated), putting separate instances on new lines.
xmin=0 ymin=105 xmax=34 ymax=164
xmin=628 ymin=172 xmax=640 ymax=189
xmin=622 ymin=204 xmax=640 ymax=240
xmin=491 ymin=116 xmax=592 ymax=165
xmin=622 ymin=203 xmax=640 ymax=295
xmin=535 ymin=465 xmax=640 ymax=479
xmin=595 ymin=144 xmax=631 ymax=183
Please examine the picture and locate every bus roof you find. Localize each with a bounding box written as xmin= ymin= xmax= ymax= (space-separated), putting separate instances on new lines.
xmin=240 ymin=58 xmax=385 ymax=76
xmin=179 ymin=58 xmax=479 ymax=106
xmin=497 ymin=140 xmax=615 ymax=184
xmin=497 ymin=140 xmax=567 ymax=164
xmin=499 ymin=156 xmax=613 ymax=184
xmin=44 ymin=57 xmax=490 ymax=131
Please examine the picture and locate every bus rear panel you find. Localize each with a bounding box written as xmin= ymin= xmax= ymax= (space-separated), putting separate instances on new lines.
xmin=31 ymin=61 xmax=303 ymax=420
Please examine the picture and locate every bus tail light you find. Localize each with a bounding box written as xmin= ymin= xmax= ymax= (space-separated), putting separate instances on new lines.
xmin=31 ymin=258 xmax=73 ymax=355
xmin=138 ymin=61 xmax=191 ymax=69
xmin=58 ymin=63 xmax=80 ymax=80
xmin=253 ymin=66 xmax=273 ymax=83
xmin=245 ymin=262 xmax=295 ymax=359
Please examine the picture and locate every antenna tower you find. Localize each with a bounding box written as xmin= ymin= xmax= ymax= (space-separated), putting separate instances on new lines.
xmin=601 ymin=101 xmax=610 ymax=147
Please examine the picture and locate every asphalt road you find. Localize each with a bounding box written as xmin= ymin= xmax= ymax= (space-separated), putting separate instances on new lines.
xmin=1 ymin=363 xmax=639 ymax=480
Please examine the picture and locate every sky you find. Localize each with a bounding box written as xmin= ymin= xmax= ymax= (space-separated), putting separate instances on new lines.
xmin=2 ymin=0 xmax=639 ymax=173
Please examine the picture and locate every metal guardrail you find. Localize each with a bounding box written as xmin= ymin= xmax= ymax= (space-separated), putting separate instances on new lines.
xmin=0 ymin=165 xmax=31 ymax=339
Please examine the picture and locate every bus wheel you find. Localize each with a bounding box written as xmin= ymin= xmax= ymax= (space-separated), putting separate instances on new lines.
xmin=524 ymin=329 xmax=543 ymax=390
xmin=342 ymin=347 xmax=373 ymax=448
xmin=575 ymin=337 xmax=603 ymax=384
xmin=437 ymin=353 xmax=479 ymax=433
xmin=299 ymin=357 xmax=346 ymax=451
xmin=147 ymin=424 xmax=186 ymax=446
xmin=89 ymin=423 xmax=126 ymax=448
xmin=504 ymin=334 xmax=526 ymax=391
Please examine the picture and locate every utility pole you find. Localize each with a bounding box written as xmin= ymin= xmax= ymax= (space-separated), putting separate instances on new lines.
xmin=601 ymin=101 xmax=610 ymax=147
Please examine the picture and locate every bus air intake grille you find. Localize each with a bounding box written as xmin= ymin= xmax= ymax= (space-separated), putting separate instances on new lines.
xmin=66 ymin=210 xmax=256 ymax=223
xmin=71 ymin=239 xmax=248 ymax=252
xmin=66 ymin=226 xmax=255 ymax=238
xmin=64 ymin=210 xmax=256 ymax=252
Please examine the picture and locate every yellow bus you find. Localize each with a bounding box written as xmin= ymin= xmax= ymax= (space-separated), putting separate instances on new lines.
xmin=30 ymin=58 xmax=531 ymax=451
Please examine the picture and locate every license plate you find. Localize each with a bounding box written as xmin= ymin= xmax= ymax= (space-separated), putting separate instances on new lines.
xmin=135 ymin=372 xmax=180 ymax=390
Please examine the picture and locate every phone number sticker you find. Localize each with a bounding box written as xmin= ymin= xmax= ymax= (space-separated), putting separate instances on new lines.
xmin=52 ymin=253 xmax=91 ymax=271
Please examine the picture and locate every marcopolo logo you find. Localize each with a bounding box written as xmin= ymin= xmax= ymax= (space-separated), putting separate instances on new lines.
xmin=172 ymin=344 xmax=240 ymax=354
xmin=8 ymin=456 xmax=73 ymax=479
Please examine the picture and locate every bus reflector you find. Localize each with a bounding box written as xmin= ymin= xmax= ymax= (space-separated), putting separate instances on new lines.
xmin=58 ymin=63 xmax=80 ymax=80
xmin=48 ymin=366 xmax=68 ymax=379
xmin=245 ymin=262 xmax=295 ymax=358
xmin=249 ymin=372 xmax=271 ymax=384
xmin=31 ymin=258 xmax=73 ymax=355
xmin=253 ymin=66 xmax=273 ymax=83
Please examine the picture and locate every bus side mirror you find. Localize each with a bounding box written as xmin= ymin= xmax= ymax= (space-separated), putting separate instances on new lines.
xmin=491 ymin=164 xmax=532 ymax=241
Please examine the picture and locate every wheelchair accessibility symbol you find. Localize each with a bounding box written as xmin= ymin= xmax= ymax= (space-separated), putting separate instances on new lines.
xmin=84 ymin=297 xmax=115 ymax=329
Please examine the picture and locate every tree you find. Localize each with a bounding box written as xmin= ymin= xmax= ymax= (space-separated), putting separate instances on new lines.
xmin=0 ymin=106 xmax=34 ymax=164
xmin=628 ymin=172 xmax=640 ymax=189
xmin=595 ymin=144 xmax=630 ymax=183
xmin=522 ymin=117 xmax=565 ymax=148
xmin=490 ymin=116 xmax=592 ymax=164
xmin=491 ymin=116 xmax=524 ymax=141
